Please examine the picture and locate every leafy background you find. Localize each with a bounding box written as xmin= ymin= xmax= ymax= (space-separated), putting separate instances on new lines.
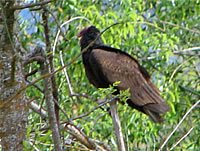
xmin=20 ymin=0 xmax=199 ymax=150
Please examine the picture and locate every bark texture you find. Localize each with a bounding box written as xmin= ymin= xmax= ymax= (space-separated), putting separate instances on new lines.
xmin=0 ymin=0 xmax=28 ymax=150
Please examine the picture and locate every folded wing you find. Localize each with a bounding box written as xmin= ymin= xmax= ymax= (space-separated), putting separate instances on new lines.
xmin=88 ymin=48 xmax=170 ymax=122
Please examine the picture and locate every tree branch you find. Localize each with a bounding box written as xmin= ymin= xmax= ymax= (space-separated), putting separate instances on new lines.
xmin=13 ymin=0 xmax=53 ymax=10
xmin=42 ymin=5 xmax=61 ymax=133
xmin=28 ymin=102 xmax=48 ymax=120
xmin=53 ymin=16 xmax=90 ymax=56
xmin=169 ymin=127 xmax=194 ymax=151
xmin=27 ymin=46 xmax=63 ymax=150
xmin=71 ymin=96 xmax=119 ymax=121
xmin=159 ymin=20 xmax=200 ymax=34
xmin=40 ymin=57 xmax=63 ymax=151
xmin=169 ymin=56 xmax=195 ymax=83
xmin=159 ymin=100 xmax=200 ymax=151
xmin=109 ymin=99 xmax=126 ymax=151
xmin=65 ymin=123 xmax=110 ymax=151
xmin=59 ymin=51 xmax=75 ymax=95
xmin=46 ymin=7 xmax=68 ymax=41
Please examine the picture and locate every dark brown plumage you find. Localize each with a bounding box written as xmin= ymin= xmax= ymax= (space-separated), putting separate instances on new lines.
xmin=77 ymin=26 xmax=170 ymax=123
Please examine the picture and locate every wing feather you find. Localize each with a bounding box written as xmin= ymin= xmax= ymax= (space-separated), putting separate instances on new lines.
xmin=89 ymin=49 xmax=164 ymax=106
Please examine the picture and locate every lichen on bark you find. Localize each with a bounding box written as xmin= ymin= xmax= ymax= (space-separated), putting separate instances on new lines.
xmin=0 ymin=0 xmax=28 ymax=150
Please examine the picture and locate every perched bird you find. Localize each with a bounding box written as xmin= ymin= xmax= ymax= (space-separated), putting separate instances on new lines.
xmin=77 ymin=26 xmax=170 ymax=123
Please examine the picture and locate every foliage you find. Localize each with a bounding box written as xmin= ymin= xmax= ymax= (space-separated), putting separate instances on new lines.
xmin=20 ymin=0 xmax=199 ymax=150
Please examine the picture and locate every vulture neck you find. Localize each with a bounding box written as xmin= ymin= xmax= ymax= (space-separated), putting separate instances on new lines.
xmin=80 ymin=34 xmax=103 ymax=50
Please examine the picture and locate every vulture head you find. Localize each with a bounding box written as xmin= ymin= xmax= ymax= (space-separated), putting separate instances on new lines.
xmin=77 ymin=26 xmax=103 ymax=50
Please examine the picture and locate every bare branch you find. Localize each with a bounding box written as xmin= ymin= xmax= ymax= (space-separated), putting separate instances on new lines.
xmin=159 ymin=100 xmax=200 ymax=151
xmin=25 ymin=69 xmax=39 ymax=80
xmin=65 ymin=123 xmax=110 ymax=151
xmin=173 ymin=47 xmax=200 ymax=53
xmin=52 ymin=98 xmax=71 ymax=122
xmin=13 ymin=0 xmax=53 ymax=10
xmin=53 ymin=16 xmax=90 ymax=56
xmin=30 ymin=7 xmax=43 ymax=11
xmin=71 ymin=96 xmax=119 ymax=121
xmin=169 ymin=127 xmax=194 ymax=151
xmin=46 ymin=7 xmax=68 ymax=41
xmin=28 ymin=141 xmax=40 ymax=151
xmin=70 ymin=93 xmax=98 ymax=101
xmin=60 ymin=51 xmax=75 ymax=95
xmin=89 ymin=139 xmax=111 ymax=151
xmin=25 ymin=56 xmax=46 ymax=66
xmin=109 ymin=99 xmax=126 ymax=151
xmin=169 ymin=56 xmax=195 ymax=83
xmin=159 ymin=20 xmax=200 ymax=34
xmin=173 ymin=53 xmax=200 ymax=56
xmin=178 ymin=85 xmax=200 ymax=97
xmin=42 ymin=8 xmax=51 ymax=53
xmin=42 ymin=5 xmax=61 ymax=133
xmin=24 ymin=68 xmax=44 ymax=93
xmin=40 ymin=58 xmax=63 ymax=151
xmin=27 ymin=46 xmax=62 ymax=150
xmin=28 ymin=102 xmax=48 ymax=120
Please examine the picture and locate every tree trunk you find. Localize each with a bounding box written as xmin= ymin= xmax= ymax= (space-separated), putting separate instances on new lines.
xmin=0 ymin=1 xmax=28 ymax=150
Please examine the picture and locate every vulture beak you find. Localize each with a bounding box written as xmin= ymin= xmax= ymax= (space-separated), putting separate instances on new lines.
xmin=75 ymin=26 xmax=90 ymax=40
xmin=75 ymin=31 xmax=82 ymax=40
xmin=74 ymin=35 xmax=79 ymax=40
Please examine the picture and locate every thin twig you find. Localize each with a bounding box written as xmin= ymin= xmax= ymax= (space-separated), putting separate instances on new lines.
xmin=158 ymin=100 xmax=200 ymax=151
xmin=25 ymin=69 xmax=38 ymax=79
xmin=71 ymin=96 xmax=119 ymax=121
xmin=53 ymin=16 xmax=90 ymax=56
xmin=25 ymin=78 xmax=44 ymax=93
xmin=59 ymin=51 xmax=74 ymax=95
xmin=13 ymin=0 xmax=53 ymax=10
xmin=136 ymin=21 xmax=165 ymax=32
xmin=178 ymin=85 xmax=200 ymax=97
xmin=169 ymin=127 xmax=194 ymax=151
xmin=159 ymin=20 xmax=200 ymax=34
xmin=70 ymin=93 xmax=97 ymax=101
xmin=46 ymin=7 xmax=68 ymax=41
xmin=28 ymin=102 xmax=48 ymax=120
xmin=52 ymin=98 xmax=71 ymax=122
xmin=169 ymin=56 xmax=195 ymax=83
xmin=65 ymin=123 xmax=109 ymax=150
xmin=30 ymin=7 xmax=43 ymax=11
xmin=173 ymin=53 xmax=200 ymax=56
xmin=177 ymin=61 xmax=199 ymax=79
xmin=24 ymin=68 xmax=44 ymax=93
xmin=173 ymin=47 xmax=200 ymax=54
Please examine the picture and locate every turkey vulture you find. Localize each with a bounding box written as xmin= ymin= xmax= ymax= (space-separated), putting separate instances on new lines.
xmin=77 ymin=26 xmax=170 ymax=123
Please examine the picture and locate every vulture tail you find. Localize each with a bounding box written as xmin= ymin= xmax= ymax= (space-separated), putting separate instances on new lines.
xmin=126 ymin=99 xmax=170 ymax=123
xmin=143 ymin=102 xmax=170 ymax=123
xmin=143 ymin=109 xmax=164 ymax=123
